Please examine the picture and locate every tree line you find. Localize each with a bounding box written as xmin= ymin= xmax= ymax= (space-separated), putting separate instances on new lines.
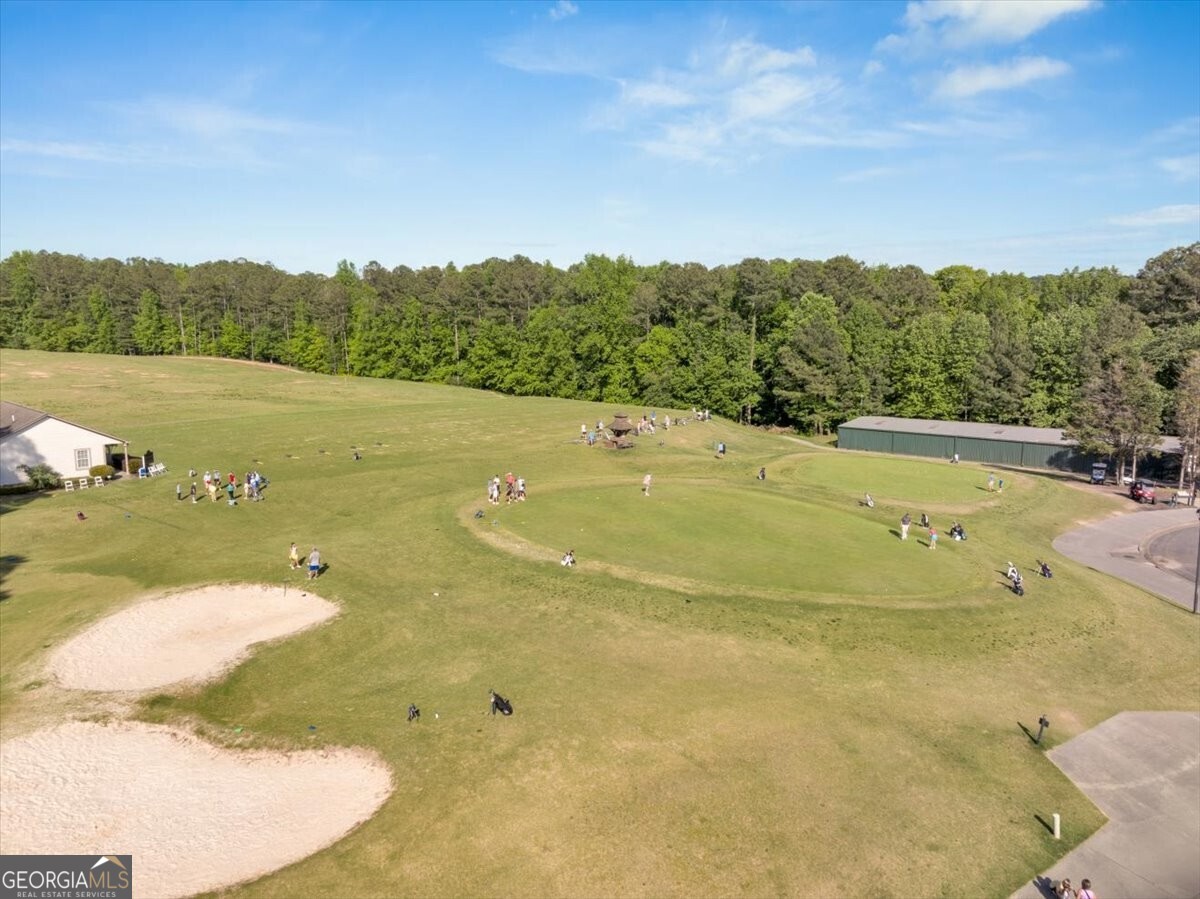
xmin=1 ymin=245 xmax=1197 ymax=476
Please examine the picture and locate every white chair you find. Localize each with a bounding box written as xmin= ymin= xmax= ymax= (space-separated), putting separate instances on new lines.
xmin=94 ymin=476 xmax=105 ymax=487
xmin=78 ymin=478 xmax=89 ymax=490
xmin=64 ymin=480 xmax=75 ymax=492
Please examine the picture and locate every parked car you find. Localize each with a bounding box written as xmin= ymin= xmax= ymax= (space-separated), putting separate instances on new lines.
xmin=1130 ymin=480 xmax=1157 ymax=504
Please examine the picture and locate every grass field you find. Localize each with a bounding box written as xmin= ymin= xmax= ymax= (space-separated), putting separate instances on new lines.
xmin=1 ymin=349 xmax=1197 ymax=898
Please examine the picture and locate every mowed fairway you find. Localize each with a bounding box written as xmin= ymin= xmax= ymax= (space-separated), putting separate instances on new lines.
xmin=1 ymin=349 xmax=1197 ymax=898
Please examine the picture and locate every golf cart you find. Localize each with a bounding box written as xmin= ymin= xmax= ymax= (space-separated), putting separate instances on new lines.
xmin=1090 ymin=462 xmax=1108 ymax=485
xmin=1130 ymin=479 xmax=1157 ymax=504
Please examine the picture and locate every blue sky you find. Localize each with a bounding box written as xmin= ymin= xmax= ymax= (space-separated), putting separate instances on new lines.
xmin=1 ymin=0 xmax=1197 ymax=277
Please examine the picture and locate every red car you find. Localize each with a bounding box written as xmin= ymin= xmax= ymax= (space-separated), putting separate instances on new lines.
xmin=1130 ymin=480 xmax=1157 ymax=504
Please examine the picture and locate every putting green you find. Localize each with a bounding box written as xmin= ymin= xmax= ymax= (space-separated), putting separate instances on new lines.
xmin=495 ymin=482 xmax=990 ymax=602
xmin=778 ymin=451 xmax=1003 ymax=507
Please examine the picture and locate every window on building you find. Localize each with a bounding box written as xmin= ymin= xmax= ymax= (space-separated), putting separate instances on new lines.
xmin=74 ymin=448 xmax=91 ymax=471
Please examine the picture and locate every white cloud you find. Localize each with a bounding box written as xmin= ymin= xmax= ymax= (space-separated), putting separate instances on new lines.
xmin=1143 ymin=117 xmax=1200 ymax=146
xmin=935 ymin=56 xmax=1070 ymax=98
xmin=719 ymin=39 xmax=816 ymax=76
xmin=882 ymin=0 xmax=1098 ymax=52
xmin=728 ymin=73 xmax=832 ymax=122
xmin=1106 ymin=205 xmax=1200 ymax=227
xmin=621 ymin=80 xmax=696 ymax=108
xmin=862 ymin=60 xmax=885 ymax=78
xmin=0 ymin=139 xmax=141 ymax=163
xmin=549 ymin=0 xmax=578 ymax=21
xmin=111 ymin=98 xmax=308 ymax=139
xmin=836 ymin=166 xmax=902 ymax=183
xmin=1157 ymin=155 xmax=1200 ymax=181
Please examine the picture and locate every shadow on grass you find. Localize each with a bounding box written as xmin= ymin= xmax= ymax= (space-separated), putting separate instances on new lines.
xmin=0 ymin=553 xmax=27 ymax=601
xmin=1033 ymin=814 xmax=1055 ymax=835
xmin=0 ymin=491 xmax=48 ymax=516
xmin=1018 ymin=722 xmax=1044 ymax=745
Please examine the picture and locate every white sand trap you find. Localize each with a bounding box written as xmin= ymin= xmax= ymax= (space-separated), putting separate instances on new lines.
xmin=47 ymin=584 xmax=338 ymax=692
xmin=0 ymin=720 xmax=393 ymax=899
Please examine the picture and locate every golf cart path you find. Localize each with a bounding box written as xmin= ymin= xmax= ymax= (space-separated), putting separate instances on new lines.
xmin=1053 ymin=508 xmax=1199 ymax=610
xmin=1011 ymin=711 xmax=1200 ymax=899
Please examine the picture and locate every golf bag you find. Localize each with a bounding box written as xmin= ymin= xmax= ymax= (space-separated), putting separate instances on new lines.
xmin=1039 ymin=561 xmax=1053 ymax=579
xmin=1011 ymin=575 xmax=1024 ymax=596
xmin=491 ymin=693 xmax=513 ymax=716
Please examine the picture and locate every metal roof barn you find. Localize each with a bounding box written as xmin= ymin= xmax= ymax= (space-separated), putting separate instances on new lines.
xmin=836 ymin=416 xmax=1098 ymax=472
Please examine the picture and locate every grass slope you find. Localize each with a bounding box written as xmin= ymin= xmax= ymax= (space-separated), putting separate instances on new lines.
xmin=1 ymin=349 xmax=1197 ymax=898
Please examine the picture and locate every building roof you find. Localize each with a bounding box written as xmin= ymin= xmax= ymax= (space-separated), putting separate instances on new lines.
xmin=839 ymin=415 xmax=1181 ymax=453
xmin=0 ymin=400 xmax=126 ymax=444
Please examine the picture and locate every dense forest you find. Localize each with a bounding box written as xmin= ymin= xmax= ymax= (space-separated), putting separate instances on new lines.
xmin=1 ymin=245 xmax=1198 ymax=470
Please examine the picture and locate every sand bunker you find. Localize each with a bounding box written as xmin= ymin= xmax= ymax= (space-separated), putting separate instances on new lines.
xmin=0 ymin=720 xmax=392 ymax=899
xmin=47 ymin=584 xmax=338 ymax=692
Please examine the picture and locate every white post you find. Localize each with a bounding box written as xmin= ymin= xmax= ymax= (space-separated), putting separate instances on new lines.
xmin=1052 ymin=813 xmax=1061 ymax=839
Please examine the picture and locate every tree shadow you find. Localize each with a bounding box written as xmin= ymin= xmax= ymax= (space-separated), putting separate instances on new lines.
xmin=0 ymin=492 xmax=48 ymax=517
xmin=0 ymin=553 xmax=27 ymax=601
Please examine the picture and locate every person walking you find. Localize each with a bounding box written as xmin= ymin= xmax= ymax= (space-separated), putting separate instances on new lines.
xmin=289 ymin=542 xmax=301 ymax=570
xmin=176 ymin=483 xmax=183 ymax=501
xmin=928 ymin=526 xmax=938 ymax=549
xmin=1055 ymin=878 xmax=1075 ymax=899
xmin=307 ymin=547 xmax=322 ymax=579
xmin=900 ymin=512 xmax=911 ymax=541
xmin=642 ymin=473 xmax=652 ymax=496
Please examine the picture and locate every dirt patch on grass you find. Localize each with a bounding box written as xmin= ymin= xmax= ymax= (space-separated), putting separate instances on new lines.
xmin=0 ymin=720 xmax=392 ymax=899
xmin=46 ymin=584 xmax=338 ymax=692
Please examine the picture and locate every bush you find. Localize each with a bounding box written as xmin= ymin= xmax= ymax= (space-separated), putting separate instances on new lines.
xmin=17 ymin=463 xmax=62 ymax=490
xmin=89 ymin=464 xmax=116 ymax=479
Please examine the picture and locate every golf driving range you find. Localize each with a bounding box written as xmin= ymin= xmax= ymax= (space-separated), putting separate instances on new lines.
xmin=1 ymin=349 xmax=1196 ymax=898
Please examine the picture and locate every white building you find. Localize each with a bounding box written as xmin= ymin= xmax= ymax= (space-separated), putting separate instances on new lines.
xmin=0 ymin=401 xmax=128 ymax=486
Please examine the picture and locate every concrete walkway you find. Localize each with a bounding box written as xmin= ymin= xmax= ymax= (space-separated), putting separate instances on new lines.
xmin=1053 ymin=507 xmax=1200 ymax=610
xmin=1011 ymin=712 xmax=1200 ymax=899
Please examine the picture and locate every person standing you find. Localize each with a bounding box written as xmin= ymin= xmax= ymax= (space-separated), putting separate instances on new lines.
xmin=228 ymin=471 xmax=236 ymax=487
xmin=642 ymin=473 xmax=652 ymax=496
xmin=308 ymin=547 xmax=321 ymax=579
xmin=289 ymin=543 xmax=301 ymax=570
xmin=176 ymin=483 xmax=183 ymax=502
xmin=987 ymin=472 xmax=995 ymax=492
xmin=928 ymin=526 xmax=938 ymax=550
xmin=900 ymin=512 xmax=911 ymax=541
xmin=1077 ymin=879 xmax=1095 ymax=899
xmin=190 ymin=482 xmax=198 ymax=503
xmin=225 ymin=481 xmax=236 ymax=504
xmin=581 ymin=423 xmax=587 ymax=441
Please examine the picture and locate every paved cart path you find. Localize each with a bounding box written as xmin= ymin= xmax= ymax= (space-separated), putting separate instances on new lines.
xmin=1010 ymin=712 xmax=1200 ymax=899
xmin=1053 ymin=507 xmax=1199 ymax=610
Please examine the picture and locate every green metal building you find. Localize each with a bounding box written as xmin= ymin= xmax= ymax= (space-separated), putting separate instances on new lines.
xmin=836 ymin=417 xmax=1098 ymax=472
